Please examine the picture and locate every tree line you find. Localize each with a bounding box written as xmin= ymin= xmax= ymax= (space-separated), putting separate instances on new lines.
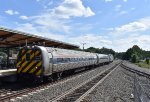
xmin=82 ymin=45 xmax=150 ymax=63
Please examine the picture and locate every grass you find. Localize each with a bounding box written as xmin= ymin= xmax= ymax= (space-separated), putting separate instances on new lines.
xmin=136 ymin=61 xmax=150 ymax=69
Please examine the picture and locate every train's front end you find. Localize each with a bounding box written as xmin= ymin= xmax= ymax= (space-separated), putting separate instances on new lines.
xmin=16 ymin=46 xmax=43 ymax=82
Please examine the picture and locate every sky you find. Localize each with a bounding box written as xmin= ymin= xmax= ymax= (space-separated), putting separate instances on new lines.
xmin=0 ymin=0 xmax=150 ymax=52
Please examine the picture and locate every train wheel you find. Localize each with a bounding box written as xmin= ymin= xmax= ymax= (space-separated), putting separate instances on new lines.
xmin=43 ymin=76 xmax=53 ymax=83
xmin=57 ymin=72 xmax=63 ymax=80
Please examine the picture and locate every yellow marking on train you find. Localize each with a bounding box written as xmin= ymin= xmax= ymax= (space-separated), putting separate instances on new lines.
xmin=21 ymin=50 xmax=32 ymax=61
xmin=22 ymin=49 xmax=25 ymax=53
xmin=29 ymin=61 xmax=42 ymax=73
xmin=17 ymin=67 xmax=22 ymax=73
xmin=17 ymin=50 xmax=32 ymax=73
xmin=17 ymin=61 xmax=21 ymax=67
xmin=22 ymin=52 xmax=35 ymax=73
xmin=36 ymin=69 xmax=42 ymax=76
xmin=18 ymin=61 xmax=28 ymax=73
xmin=30 ymin=52 xmax=34 ymax=59
xmin=35 ymin=50 xmax=39 ymax=55
xmin=22 ymin=61 xmax=36 ymax=73
xmin=17 ymin=68 xmax=21 ymax=73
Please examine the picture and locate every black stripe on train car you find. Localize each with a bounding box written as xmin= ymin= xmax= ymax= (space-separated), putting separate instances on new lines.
xmin=33 ymin=64 xmax=43 ymax=75
xmin=20 ymin=50 xmax=42 ymax=73
xmin=17 ymin=49 xmax=31 ymax=73
xmin=16 ymin=49 xmax=28 ymax=66
xmin=26 ymin=61 xmax=40 ymax=73
xmin=19 ymin=50 xmax=37 ymax=73
xmin=17 ymin=49 xmax=28 ymax=61
xmin=26 ymin=53 xmax=42 ymax=73
xmin=18 ymin=49 xmax=35 ymax=72
xmin=17 ymin=48 xmax=32 ymax=67
xmin=17 ymin=58 xmax=26 ymax=72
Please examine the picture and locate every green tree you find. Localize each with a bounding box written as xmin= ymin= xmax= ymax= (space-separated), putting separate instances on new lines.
xmin=131 ymin=54 xmax=139 ymax=63
xmin=146 ymin=59 xmax=150 ymax=65
xmin=85 ymin=47 xmax=115 ymax=56
xmin=122 ymin=45 xmax=143 ymax=60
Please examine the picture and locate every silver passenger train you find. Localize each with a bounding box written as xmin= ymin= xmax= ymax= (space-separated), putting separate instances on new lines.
xmin=16 ymin=46 xmax=114 ymax=81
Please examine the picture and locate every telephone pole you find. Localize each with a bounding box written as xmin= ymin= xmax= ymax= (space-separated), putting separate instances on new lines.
xmin=81 ymin=43 xmax=86 ymax=50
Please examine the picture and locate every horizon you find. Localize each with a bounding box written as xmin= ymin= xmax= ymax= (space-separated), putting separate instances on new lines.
xmin=0 ymin=0 xmax=150 ymax=52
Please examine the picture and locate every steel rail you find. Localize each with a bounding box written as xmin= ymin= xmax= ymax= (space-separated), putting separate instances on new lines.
xmin=0 ymin=63 xmax=119 ymax=102
xmin=51 ymin=62 xmax=121 ymax=102
xmin=121 ymin=63 xmax=150 ymax=79
xmin=121 ymin=63 xmax=150 ymax=102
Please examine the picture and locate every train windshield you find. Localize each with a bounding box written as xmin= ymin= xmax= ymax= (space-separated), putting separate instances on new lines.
xmin=35 ymin=55 xmax=41 ymax=61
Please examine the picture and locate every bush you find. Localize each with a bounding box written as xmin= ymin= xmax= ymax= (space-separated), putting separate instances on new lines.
xmin=146 ymin=59 xmax=150 ymax=65
xmin=131 ymin=54 xmax=139 ymax=63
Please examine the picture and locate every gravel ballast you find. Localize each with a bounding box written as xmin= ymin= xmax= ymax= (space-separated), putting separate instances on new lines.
xmin=136 ymin=75 xmax=150 ymax=99
xmin=14 ymin=61 xmax=120 ymax=102
xmin=83 ymin=66 xmax=135 ymax=102
xmin=123 ymin=61 xmax=150 ymax=101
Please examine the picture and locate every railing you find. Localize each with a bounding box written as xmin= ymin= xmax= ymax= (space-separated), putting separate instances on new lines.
xmin=0 ymin=60 xmax=16 ymax=69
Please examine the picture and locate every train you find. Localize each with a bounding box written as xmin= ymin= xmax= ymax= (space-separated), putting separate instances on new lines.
xmin=16 ymin=45 xmax=114 ymax=82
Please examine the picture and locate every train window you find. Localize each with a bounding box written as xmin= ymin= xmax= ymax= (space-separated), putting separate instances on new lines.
xmin=35 ymin=56 xmax=41 ymax=61
xmin=68 ymin=58 xmax=70 ymax=62
xmin=79 ymin=58 xmax=81 ymax=61
xmin=62 ymin=58 xmax=65 ymax=63
xmin=73 ymin=58 xmax=75 ymax=62
xmin=49 ymin=58 xmax=52 ymax=63
xmin=53 ymin=58 xmax=57 ymax=64
xmin=26 ymin=53 xmax=30 ymax=61
xmin=66 ymin=58 xmax=70 ymax=62
xmin=57 ymin=58 xmax=62 ymax=63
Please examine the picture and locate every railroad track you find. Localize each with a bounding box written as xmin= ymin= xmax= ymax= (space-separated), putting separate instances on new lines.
xmin=121 ymin=63 xmax=150 ymax=79
xmin=0 ymin=62 xmax=119 ymax=102
xmin=0 ymin=61 xmax=118 ymax=102
xmin=121 ymin=63 xmax=150 ymax=102
xmin=0 ymin=83 xmax=48 ymax=102
xmin=51 ymin=62 xmax=121 ymax=102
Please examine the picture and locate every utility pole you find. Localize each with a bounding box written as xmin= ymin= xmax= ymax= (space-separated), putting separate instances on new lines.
xmin=81 ymin=43 xmax=86 ymax=50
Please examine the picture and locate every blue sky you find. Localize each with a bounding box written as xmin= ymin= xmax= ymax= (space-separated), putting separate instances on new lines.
xmin=0 ymin=0 xmax=150 ymax=52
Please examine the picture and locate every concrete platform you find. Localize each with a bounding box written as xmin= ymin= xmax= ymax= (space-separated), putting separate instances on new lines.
xmin=0 ymin=69 xmax=17 ymax=83
xmin=0 ymin=69 xmax=17 ymax=77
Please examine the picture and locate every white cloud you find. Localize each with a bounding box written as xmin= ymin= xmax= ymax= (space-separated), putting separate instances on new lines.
xmin=36 ymin=0 xmax=40 ymax=2
xmin=105 ymin=17 xmax=150 ymax=51
xmin=119 ymin=10 xmax=128 ymax=15
xmin=20 ymin=15 xmax=28 ymax=20
xmin=115 ymin=5 xmax=122 ymax=11
xmin=116 ymin=22 xmax=146 ymax=32
xmin=68 ymin=34 xmax=112 ymax=49
xmin=113 ymin=34 xmax=150 ymax=52
xmin=123 ymin=0 xmax=127 ymax=2
xmin=105 ymin=0 xmax=112 ymax=2
xmin=131 ymin=8 xmax=135 ymax=10
xmin=5 ymin=10 xmax=19 ymax=15
xmin=110 ymin=17 xmax=150 ymax=36
xmin=16 ymin=23 xmax=66 ymax=40
xmin=52 ymin=0 xmax=95 ymax=19
xmin=16 ymin=0 xmax=95 ymax=33
xmin=32 ymin=14 xmax=71 ymax=33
